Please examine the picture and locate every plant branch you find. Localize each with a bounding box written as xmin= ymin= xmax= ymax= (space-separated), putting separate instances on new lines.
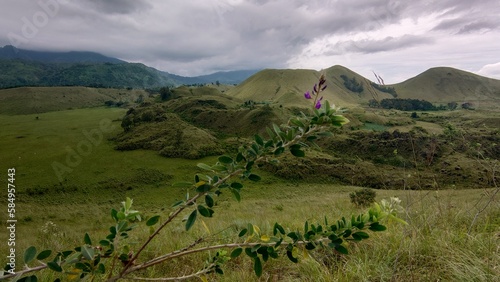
xmin=0 ymin=264 xmax=48 ymax=280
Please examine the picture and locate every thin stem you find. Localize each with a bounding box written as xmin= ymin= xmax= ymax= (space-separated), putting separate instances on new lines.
xmin=0 ymin=264 xmax=48 ymax=280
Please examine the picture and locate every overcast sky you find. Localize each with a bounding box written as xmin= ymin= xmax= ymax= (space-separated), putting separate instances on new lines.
xmin=1 ymin=0 xmax=499 ymax=83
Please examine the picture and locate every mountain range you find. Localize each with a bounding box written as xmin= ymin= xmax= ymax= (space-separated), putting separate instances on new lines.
xmin=1 ymin=45 xmax=500 ymax=108
xmin=0 ymin=45 xmax=259 ymax=88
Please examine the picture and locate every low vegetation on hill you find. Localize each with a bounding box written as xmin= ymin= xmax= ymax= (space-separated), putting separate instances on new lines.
xmin=0 ymin=68 xmax=498 ymax=280
xmin=110 ymin=80 xmax=499 ymax=189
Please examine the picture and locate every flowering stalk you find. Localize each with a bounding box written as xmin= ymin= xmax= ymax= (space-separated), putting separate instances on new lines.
xmin=304 ymin=74 xmax=327 ymax=109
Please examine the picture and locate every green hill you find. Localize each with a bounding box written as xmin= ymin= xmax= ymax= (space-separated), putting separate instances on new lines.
xmin=226 ymin=66 xmax=396 ymax=108
xmin=392 ymin=67 xmax=500 ymax=107
xmin=227 ymin=66 xmax=500 ymax=109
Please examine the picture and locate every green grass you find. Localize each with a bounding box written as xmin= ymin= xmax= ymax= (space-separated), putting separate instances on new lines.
xmin=0 ymin=107 xmax=498 ymax=281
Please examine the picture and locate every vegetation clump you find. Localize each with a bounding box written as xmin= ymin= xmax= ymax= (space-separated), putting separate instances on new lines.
xmin=350 ymin=188 xmax=377 ymax=207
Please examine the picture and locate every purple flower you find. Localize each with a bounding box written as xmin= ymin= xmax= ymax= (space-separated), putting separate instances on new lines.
xmin=315 ymin=97 xmax=323 ymax=109
xmin=313 ymin=84 xmax=318 ymax=93
xmin=304 ymin=91 xmax=312 ymax=99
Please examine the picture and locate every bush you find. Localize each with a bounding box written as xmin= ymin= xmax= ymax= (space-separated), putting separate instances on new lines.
xmin=350 ymin=188 xmax=376 ymax=207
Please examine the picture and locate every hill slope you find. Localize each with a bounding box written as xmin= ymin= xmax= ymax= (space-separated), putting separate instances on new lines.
xmin=226 ymin=66 xmax=394 ymax=108
xmin=392 ymin=67 xmax=500 ymax=106
xmin=227 ymin=66 xmax=500 ymax=108
xmin=0 ymin=87 xmax=146 ymax=115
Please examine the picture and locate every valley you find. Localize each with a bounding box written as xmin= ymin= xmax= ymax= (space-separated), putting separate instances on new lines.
xmin=0 ymin=63 xmax=498 ymax=281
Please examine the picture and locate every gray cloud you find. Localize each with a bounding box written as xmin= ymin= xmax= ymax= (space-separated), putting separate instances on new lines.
xmin=0 ymin=0 xmax=499 ymax=80
xmin=83 ymin=0 xmax=152 ymax=14
xmin=326 ymin=35 xmax=434 ymax=55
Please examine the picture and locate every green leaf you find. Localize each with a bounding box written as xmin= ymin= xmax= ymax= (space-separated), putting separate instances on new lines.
xmin=171 ymin=200 xmax=185 ymax=208
xmin=290 ymin=148 xmax=305 ymax=157
xmin=238 ymin=228 xmax=248 ymax=237
xmin=84 ymin=233 xmax=92 ymax=245
xmin=266 ymin=127 xmax=275 ymax=139
xmin=111 ymin=209 xmax=118 ymax=221
xmin=352 ymin=231 xmax=370 ymax=241
xmin=205 ymin=195 xmax=214 ymax=208
xmin=248 ymin=174 xmax=261 ymax=182
xmin=197 ymin=205 xmax=213 ymax=217
xmin=305 ymin=242 xmax=316 ymax=250
xmin=197 ymin=163 xmax=213 ymax=171
xmin=287 ymin=232 xmax=299 ymax=242
xmin=244 ymin=248 xmax=257 ymax=258
xmin=212 ymin=165 xmax=228 ymax=172
xmin=231 ymin=248 xmax=243 ymax=258
xmin=246 ymin=161 xmax=254 ymax=171
xmin=18 ymin=275 xmax=38 ymax=282
xmin=253 ymin=257 xmax=263 ymax=277
xmin=236 ymin=152 xmax=245 ymax=163
xmin=196 ymin=183 xmax=212 ymax=193
xmin=146 ymin=215 xmax=160 ymax=226
xmin=306 ymin=135 xmax=318 ymax=142
xmin=99 ymin=240 xmax=110 ymax=247
xmin=124 ymin=197 xmax=132 ymax=210
xmin=369 ymin=222 xmax=387 ymax=232
xmin=273 ymin=223 xmax=285 ymax=236
xmin=272 ymin=123 xmax=282 ymax=136
xmin=185 ymin=210 xmax=197 ymax=231
xmin=334 ymin=244 xmax=348 ymax=255
xmin=264 ymin=140 xmax=274 ymax=148
xmin=47 ymin=261 xmax=62 ymax=272
xmin=230 ymin=188 xmax=241 ymax=202
xmin=218 ymin=156 xmax=233 ymax=164
xmin=230 ymin=182 xmax=243 ymax=189
xmin=36 ymin=249 xmax=52 ymax=261
xmin=24 ymin=246 xmax=37 ymax=264
xmin=289 ymin=118 xmax=305 ymax=128
xmin=254 ymin=134 xmax=264 ymax=146
xmin=81 ymin=245 xmax=95 ymax=261
xmin=274 ymin=146 xmax=285 ymax=156
xmin=286 ymin=249 xmax=298 ymax=263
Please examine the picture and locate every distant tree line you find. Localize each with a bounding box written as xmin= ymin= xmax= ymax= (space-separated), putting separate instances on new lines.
xmin=340 ymin=75 xmax=363 ymax=93
xmin=370 ymin=98 xmax=436 ymax=111
xmin=370 ymin=99 xmax=474 ymax=111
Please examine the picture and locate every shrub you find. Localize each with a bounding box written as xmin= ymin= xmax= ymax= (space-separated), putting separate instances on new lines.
xmin=350 ymin=188 xmax=377 ymax=207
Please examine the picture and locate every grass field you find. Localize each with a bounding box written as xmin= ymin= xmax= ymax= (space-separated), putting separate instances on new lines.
xmin=0 ymin=107 xmax=498 ymax=281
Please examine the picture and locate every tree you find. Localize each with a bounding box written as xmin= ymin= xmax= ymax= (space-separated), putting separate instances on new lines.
xmin=447 ymin=102 xmax=458 ymax=110
xmin=160 ymin=87 xmax=173 ymax=101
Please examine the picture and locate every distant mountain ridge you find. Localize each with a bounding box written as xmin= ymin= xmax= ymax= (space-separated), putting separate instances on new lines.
xmin=1 ymin=45 xmax=499 ymax=107
xmin=0 ymin=45 xmax=125 ymax=63
xmin=0 ymin=45 xmax=259 ymax=88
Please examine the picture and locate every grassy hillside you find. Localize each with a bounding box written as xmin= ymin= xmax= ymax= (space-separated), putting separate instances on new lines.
xmin=226 ymin=66 xmax=394 ymax=108
xmin=0 ymin=107 xmax=497 ymax=280
xmin=393 ymin=67 xmax=500 ymax=107
xmin=0 ymin=86 xmax=148 ymax=115
xmin=228 ymin=66 xmax=500 ymax=109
